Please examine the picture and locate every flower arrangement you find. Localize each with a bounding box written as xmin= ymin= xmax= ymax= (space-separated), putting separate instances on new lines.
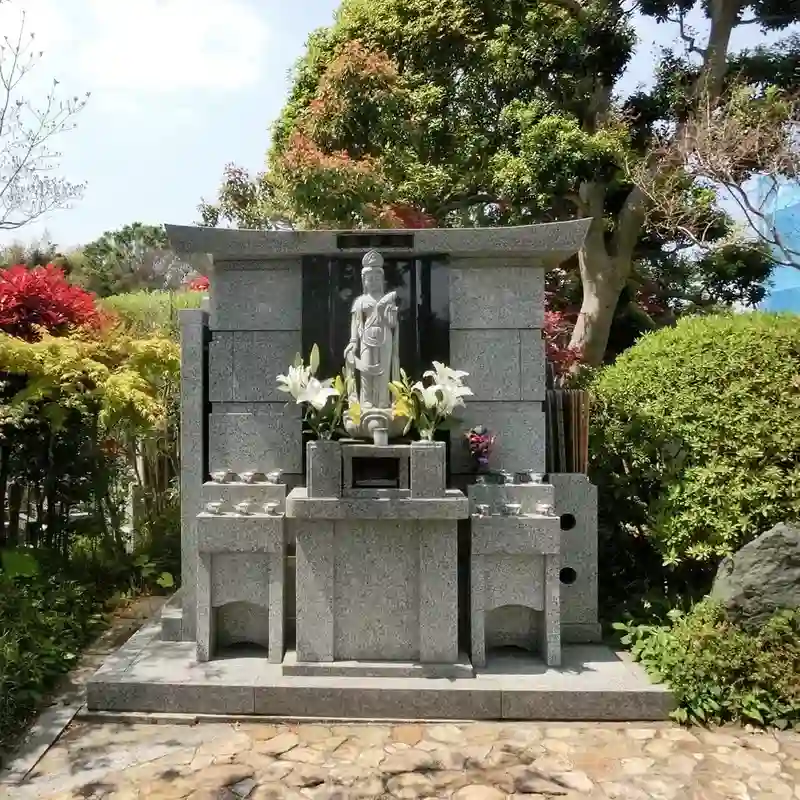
xmin=276 ymin=344 xmax=346 ymax=439
xmin=466 ymin=425 xmax=496 ymax=472
xmin=391 ymin=360 xmax=473 ymax=441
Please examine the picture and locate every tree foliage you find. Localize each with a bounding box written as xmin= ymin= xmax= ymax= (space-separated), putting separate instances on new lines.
xmin=201 ymin=0 xmax=797 ymax=365
xmin=76 ymin=222 xmax=210 ymax=297
xmin=591 ymin=312 xmax=800 ymax=566
xmin=0 ymin=263 xmax=105 ymax=341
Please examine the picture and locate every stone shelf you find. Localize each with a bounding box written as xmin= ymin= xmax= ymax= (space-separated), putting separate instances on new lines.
xmin=282 ymin=650 xmax=475 ymax=680
xmin=197 ymin=513 xmax=284 ymax=554
xmin=471 ymin=515 xmax=560 ymax=555
xmin=286 ymin=488 xmax=469 ymax=519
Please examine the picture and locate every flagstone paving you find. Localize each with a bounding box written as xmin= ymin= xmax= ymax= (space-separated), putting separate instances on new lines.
xmin=3 ymin=719 xmax=798 ymax=800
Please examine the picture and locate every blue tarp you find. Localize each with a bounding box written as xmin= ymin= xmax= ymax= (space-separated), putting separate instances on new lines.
xmin=753 ymin=178 xmax=800 ymax=312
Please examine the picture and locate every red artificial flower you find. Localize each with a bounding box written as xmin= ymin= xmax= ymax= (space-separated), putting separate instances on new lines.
xmin=0 ymin=264 xmax=105 ymax=341
xmin=187 ymin=275 xmax=210 ymax=292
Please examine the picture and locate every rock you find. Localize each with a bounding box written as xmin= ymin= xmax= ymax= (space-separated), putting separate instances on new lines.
xmin=555 ymin=769 xmax=595 ymax=792
xmin=452 ymin=786 xmax=507 ymax=800
xmin=251 ymin=785 xmax=307 ymax=800
xmin=193 ymin=764 xmax=255 ymax=791
xmin=385 ymin=772 xmax=436 ymax=798
xmin=284 ymin=763 xmax=327 ymax=788
xmin=256 ymin=733 xmax=299 ymax=757
xmin=281 ymin=746 xmax=324 ymax=764
xmin=391 ymin=724 xmax=424 ymax=746
xmin=506 ymin=766 xmax=568 ymax=795
xmin=379 ymin=748 xmax=438 ymax=774
xmin=711 ymin=522 xmax=800 ymax=629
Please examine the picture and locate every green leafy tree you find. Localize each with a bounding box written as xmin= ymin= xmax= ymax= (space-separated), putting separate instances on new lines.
xmin=201 ymin=0 xmax=797 ymax=365
xmin=76 ymin=223 xmax=210 ymax=297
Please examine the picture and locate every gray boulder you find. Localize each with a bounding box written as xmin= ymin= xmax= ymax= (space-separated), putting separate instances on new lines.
xmin=711 ymin=522 xmax=800 ymax=630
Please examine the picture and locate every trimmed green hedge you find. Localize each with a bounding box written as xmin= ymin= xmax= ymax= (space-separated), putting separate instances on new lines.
xmin=0 ymin=571 xmax=107 ymax=749
xmin=101 ymin=290 xmax=203 ymax=339
xmin=591 ymin=312 xmax=800 ymax=567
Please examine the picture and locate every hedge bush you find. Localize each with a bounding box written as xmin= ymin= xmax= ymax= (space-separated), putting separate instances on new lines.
xmin=0 ymin=568 xmax=107 ymax=748
xmin=101 ymin=290 xmax=203 ymax=339
xmin=617 ymin=601 xmax=800 ymax=728
xmin=591 ymin=312 xmax=800 ymax=567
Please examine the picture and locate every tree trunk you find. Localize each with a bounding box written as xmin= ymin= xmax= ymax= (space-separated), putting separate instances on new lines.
xmin=701 ymin=0 xmax=741 ymax=102
xmin=569 ymin=244 xmax=629 ymax=366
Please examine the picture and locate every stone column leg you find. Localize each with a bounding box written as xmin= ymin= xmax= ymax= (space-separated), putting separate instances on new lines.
xmin=295 ymin=521 xmax=335 ymax=662
xmin=543 ymin=554 xmax=562 ymax=667
xmin=268 ymin=548 xmax=285 ymax=664
xmin=418 ymin=522 xmax=458 ymax=663
xmin=196 ymin=552 xmax=214 ymax=662
xmin=470 ymin=556 xmax=487 ymax=668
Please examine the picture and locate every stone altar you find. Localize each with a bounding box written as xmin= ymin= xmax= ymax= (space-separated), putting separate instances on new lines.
xmin=86 ymin=221 xmax=673 ymax=721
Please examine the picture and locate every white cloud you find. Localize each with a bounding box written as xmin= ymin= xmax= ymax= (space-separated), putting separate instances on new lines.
xmin=76 ymin=0 xmax=270 ymax=93
xmin=0 ymin=0 xmax=271 ymax=96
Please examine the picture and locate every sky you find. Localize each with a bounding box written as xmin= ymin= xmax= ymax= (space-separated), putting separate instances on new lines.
xmin=0 ymin=0 xmax=794 ymax=251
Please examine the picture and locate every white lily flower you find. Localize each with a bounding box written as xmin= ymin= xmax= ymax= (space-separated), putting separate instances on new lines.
xmin=298 ymin=377 xmax=340 ymax=411
xmin=276 ymin=364 xmax=311 ymax=400
xmin=412 ymin=381 xmax=441 ymax=409
xmin=437 ymin=382 xmax=473 ymax=414
xmin=424 ymin=361 xmax=469 ymax=387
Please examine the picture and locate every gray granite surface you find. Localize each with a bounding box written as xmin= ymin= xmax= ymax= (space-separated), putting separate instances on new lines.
xmin=209 ymin=261 xmax=302 ymax=331
xmin=178 ymin=308 xmax=207 ymax=642
xmin=165 ymin=219 xmax=591 ymax=262
xmin=286 ymin=488 xmax=469 ymax=519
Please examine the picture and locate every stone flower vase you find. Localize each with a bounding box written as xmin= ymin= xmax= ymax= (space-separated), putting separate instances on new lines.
xmin=306 ymin=439 xmax=342 ymax=499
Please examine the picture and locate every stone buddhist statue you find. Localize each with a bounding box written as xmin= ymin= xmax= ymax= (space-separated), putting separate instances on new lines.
xmin=343 ymin=250 xmax=401 ymax=442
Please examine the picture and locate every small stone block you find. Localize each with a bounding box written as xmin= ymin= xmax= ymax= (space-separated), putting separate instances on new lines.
xmin=410 ymin=441 xmax=445 ymax=498
xmin=471 ymin=515 xmax=560 ymax=555
xmin=467 ymin=482 xmax=555 ymax=513
xmin=210 ymin=261 xmax=302 ymax=331
xmin=450 ymin=402 xmax=546 ymax=474
xmin=209 ymin=404 xmax=302 ymax=475
xmin=306 ymin=440 xmax=342 ymax=498
xmin=281 ymin=651 xmax=474 ymax=679
xmin=201 ymin=482 xmax=287 ymax=509
xmin=197 ymin=513 xmax=285 ymax=553
xmin=450 ymin=329 xmax=521 ymax=400
xmin=449 ymin=263 xmax=545 ymax=329
xmin=286 ymin=487 xmax=469 ymax=519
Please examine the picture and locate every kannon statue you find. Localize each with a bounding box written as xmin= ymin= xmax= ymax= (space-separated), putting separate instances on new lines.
xmin=343 ymin=250 xmax=401 ymax=440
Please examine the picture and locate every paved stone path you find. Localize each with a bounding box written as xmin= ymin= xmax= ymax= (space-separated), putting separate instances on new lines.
xmin=3 ymin=719 xmax=798 ymax=800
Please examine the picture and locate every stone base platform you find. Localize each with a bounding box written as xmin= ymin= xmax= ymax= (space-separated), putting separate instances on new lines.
xmin=282 ymin=651 xmax=475 ymax=679
xmin=87 ymin=621 xmax=673 ymax=722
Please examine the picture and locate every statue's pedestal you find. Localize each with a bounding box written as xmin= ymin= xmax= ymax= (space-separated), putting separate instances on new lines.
xmin=288 ymin=442 xmax=469 ymax=676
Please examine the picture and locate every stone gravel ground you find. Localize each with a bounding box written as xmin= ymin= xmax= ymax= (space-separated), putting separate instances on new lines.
xmin=2 ymin=718 xmax=798 ymax=800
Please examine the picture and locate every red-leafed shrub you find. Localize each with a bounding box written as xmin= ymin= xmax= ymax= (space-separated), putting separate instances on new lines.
xmin=0 ymin=264 xmax=105 ymax=341
xmin=544 ymin=308 xmax=581 ymax=375
xmin=187 ymin=275 xmax=209 ymax=292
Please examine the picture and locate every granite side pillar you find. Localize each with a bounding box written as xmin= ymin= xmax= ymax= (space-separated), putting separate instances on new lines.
xmin=295 ymin=520 xmax=335 ymax=662
xmin=206 ymin=259 xmax=303 ymax=479
xmin=179 ymin=308 xmax=208 ymax=642
xmin=448 ymin=257 xmax=546 ymax=475
xmin=550 ymin=473 xmax=601 ymax=642
xmin=410 ymin=441 xmax=446 ymax=499
xmin=307 ymin=441 xmax=342 ymax=498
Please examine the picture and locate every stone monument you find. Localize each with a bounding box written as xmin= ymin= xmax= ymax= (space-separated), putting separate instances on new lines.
xmin=86 ymin=221 xmax=673 ymax=722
